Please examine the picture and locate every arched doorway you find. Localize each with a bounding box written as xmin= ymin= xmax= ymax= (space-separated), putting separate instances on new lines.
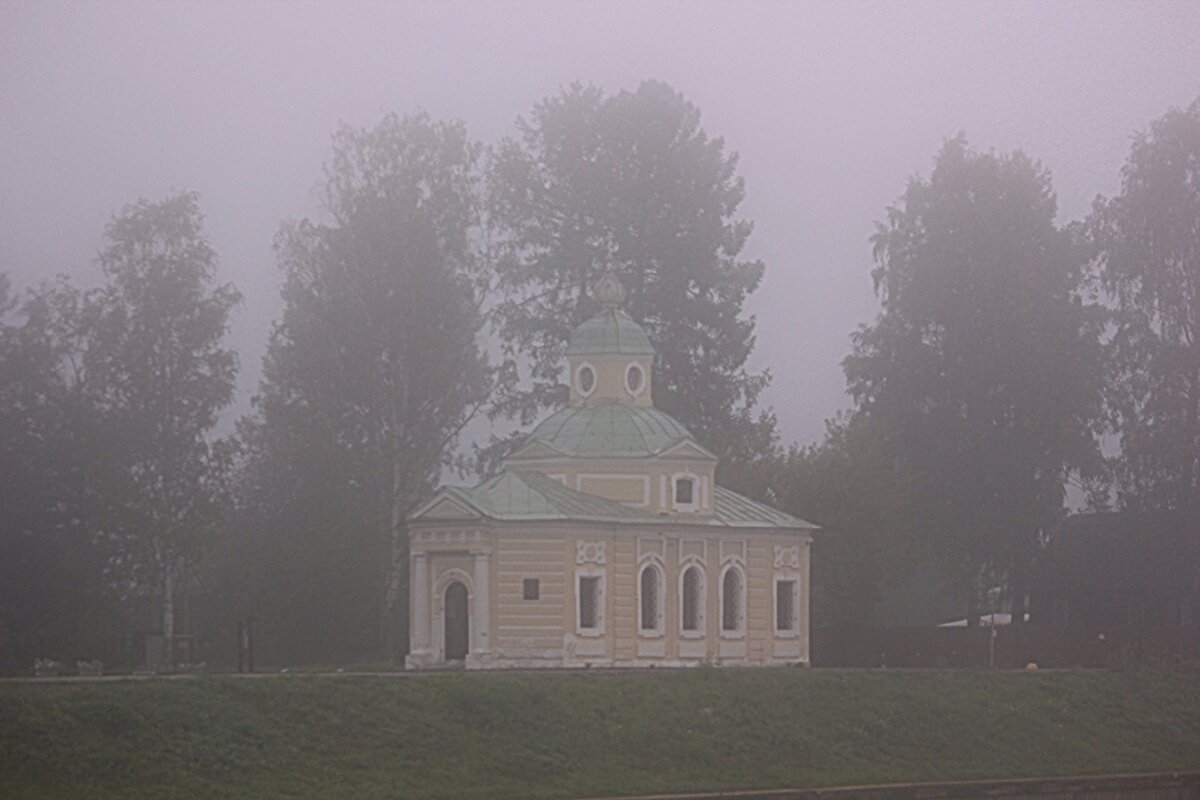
xmin=443 ymin=581 xmax=469 ymax=661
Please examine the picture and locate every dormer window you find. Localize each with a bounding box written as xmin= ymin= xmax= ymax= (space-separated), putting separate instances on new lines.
xmin=576 ymin=363 xmax=596 ymax=396
xmin=625 ymin=363 xmax=645 ymax=396
xmin=674 ymin=477 xmax=694 ymax=506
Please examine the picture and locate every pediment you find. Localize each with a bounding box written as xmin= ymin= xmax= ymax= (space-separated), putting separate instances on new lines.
xmin=657 ymin=440 xmax=718 ymax=462
xmin=412 ymin=494 xmax=480 ymax=520
xmin=506 ymin=440 xmax=566 ymax=461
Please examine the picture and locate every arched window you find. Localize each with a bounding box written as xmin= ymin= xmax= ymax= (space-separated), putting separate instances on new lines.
xmin=721 ymin=565 xmax=744 ymax=635
xmin=681 ymin=565 xmax=704 ymax=634
xmin=639 ymin=563 xmax=662 ymax=633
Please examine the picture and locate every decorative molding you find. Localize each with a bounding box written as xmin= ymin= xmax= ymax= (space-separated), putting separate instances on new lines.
xmin=773 ymin=545 xmax=801 ymax=569
xmin=414 ymin=529 xmax=486 ymax=546
xmin=576 ymin=540 xmax=607 ymax=565
xmin=720 ymin=539 xmax=746 ymax=565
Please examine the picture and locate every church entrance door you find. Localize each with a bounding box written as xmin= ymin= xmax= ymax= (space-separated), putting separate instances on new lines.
xmin=444 ymin=581 xmax=469 ymax=661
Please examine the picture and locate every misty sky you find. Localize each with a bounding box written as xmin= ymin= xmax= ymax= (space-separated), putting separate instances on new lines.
xmin=3 ymin=0 xmax=1199 ymax=451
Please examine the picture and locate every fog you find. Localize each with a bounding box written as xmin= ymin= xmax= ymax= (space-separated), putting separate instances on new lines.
xmin=3 ymin=0 xmax=1198 ymax=448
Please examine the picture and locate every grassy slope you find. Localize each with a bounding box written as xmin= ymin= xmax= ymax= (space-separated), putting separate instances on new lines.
xmin=2 ymin=667 xmax=1199 ymax=800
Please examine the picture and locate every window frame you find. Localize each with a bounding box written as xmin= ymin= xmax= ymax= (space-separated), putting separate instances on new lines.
xmin=625 ymin=361 xmax=646 ymax=397
xmin=671 ymin=472 xmax=699 ymax=512
xmin=637 ymin=560 xmax=665 ymax=637
xmin=773 ymin=574 xmax=800 ymax=637
xmin=575 ymin=567 xmax=606 ymax=637
xmin=719 ymin=562 xmax=746 ymax=639
xmin=575 ymin=362 xmax=597 ymax=397
xmin=678 ymin=561 xmax=706 ymax=638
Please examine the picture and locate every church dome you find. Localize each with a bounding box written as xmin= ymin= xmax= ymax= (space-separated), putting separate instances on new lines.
xmin=565 ymin=308 xmax=656 ymax=357
xmin=522 ymin=402 xmax=693 ymax=458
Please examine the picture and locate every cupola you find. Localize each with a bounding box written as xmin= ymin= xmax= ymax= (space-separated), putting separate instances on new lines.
xmin=566 ymin=272 xmax=655 ymax=408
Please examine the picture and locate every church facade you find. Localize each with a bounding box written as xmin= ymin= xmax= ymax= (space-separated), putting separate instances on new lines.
xmin=406 ymin=275 xmax=816 ymax=669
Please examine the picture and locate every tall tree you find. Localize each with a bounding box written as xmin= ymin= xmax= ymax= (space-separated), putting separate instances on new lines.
xmin=0 ymin=275 xmax=118 ymax=669
xmin=85 ymin=192 xmax=240 ymax=669
xmin=844 ymin=138 xmax=1103 ymax=623
xmin=1089 ymin=97 xmax=1200 ymax=514
xmin=242 ymin=112 xmax=490 ymax=663
xmin=488 ymin=81 xmax=775 ymax=488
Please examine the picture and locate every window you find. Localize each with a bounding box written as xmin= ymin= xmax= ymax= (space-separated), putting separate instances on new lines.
xmin=639 ymin=563 xmax=662 ymax=633
xmin=722 ymin=566 xmax=744 ymax=634
xmin=523 ymin=578 xmax=540 ymax=601
xmin=681 ymin=565 xmax=703 ymax=633
xmin=775 ymin=579 xmax=797 ymax=632
xmin=674 ymin=478 xmax=694 ymax=505
xmin=578 ymin=575 xmax=602 ymax=632
xmin=576 ymin=364 xmax=596 ymax=395
xmin=625 ymin=363 xmax=644 ymax=395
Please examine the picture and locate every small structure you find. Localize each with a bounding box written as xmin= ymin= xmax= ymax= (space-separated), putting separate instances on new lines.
xmin=406 ymin=275 xmax=816 ymax=669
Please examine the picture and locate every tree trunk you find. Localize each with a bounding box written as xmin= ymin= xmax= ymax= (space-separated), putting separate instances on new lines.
xmin=383 ymin=458 xmax=410 ymax=665
xmin=160 ymin=563 xmax=175 ymax=672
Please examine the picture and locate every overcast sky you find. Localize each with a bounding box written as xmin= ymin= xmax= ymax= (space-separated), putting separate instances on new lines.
xmin=3 ymin=0 xmax=1199 ymax=451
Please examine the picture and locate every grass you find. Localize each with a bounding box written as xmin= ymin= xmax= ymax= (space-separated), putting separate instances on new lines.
xmin=2 ymin=666 xmax=1199 ymax=799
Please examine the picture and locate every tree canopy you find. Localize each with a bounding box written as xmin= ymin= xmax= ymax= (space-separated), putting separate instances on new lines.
xmin=237 ymin=113 xmax=491 ymax=663
xmin=1089 ymin=97 xmax=1200 ymax=514
xmin=487 ymin=81 xmax=775 ymax=488
xmin=844 ymin=137 xmax=1103 ymax=620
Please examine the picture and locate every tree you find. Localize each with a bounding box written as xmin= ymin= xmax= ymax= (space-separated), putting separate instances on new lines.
xmin=241 ymin=112 xmax=490 ymax=663
xmin=85 ymin=192 xmax=240 ymax=669
xmin=487 ymin=81 xmax=775 ymax=488
xmin=0 ymin=275 xmax=117 ymax=669
xmin=769 ymin=413 xmax=922 ymax=627
xmin=1089 ymin=97 xmax=1200 ymax=514
xmin=843 ymin=137 xmax=1103 ymax=623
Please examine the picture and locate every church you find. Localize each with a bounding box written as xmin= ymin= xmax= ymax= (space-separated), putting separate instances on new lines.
xmin=406 ymin=274 xmax=816 ymax=669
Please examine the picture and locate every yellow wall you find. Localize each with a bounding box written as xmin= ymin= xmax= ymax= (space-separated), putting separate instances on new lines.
xmin=413 ymin=526 xmax=811 ymax=669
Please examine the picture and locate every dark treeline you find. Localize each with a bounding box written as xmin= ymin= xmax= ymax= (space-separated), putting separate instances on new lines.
xmin=1 ymin=86 xmax=1198 ymax=671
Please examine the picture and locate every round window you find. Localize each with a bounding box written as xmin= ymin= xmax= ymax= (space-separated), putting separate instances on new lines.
xmin=626 ymin=363 xmax=644 ymax=395
xmin=577 ymin=364 xmax=596 ymax=395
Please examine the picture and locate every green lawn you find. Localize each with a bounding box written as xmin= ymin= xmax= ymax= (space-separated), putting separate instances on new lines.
xmin=2 ymin=666 xmax=1198 ymax=799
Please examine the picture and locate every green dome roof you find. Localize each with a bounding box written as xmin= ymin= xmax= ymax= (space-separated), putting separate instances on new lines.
xmin=522 ymin=403 xmax=693 ymax=458
xmin=565 ymin=309 xmax=656 ymax=357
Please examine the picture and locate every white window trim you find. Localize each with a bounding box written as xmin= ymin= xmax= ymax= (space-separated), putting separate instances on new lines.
xmin=773 ymin=572 xmax=801 ymax=638
xmin=637 ymin=559 xmax=665 ymax=638
xmin=575 ymin=361 xmax=597 ymax=397
xmin=575 ymin=566 xmax=606 ymax=637
xmin=624 ymin=361 xmax=647 ymax=397
xmin=678 ymin=560 xmax=706 ymax=639
xmin=671 ymin=471 xmax=699 ymax=512
xmin=719 ymin=561 xmax=746 ymax=639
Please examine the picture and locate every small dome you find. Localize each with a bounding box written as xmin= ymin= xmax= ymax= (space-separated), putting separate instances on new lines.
xmin=522 ymin=403 xmax=693 ymax=458
xmin=565 ymin=309 xmax=656 ymax=357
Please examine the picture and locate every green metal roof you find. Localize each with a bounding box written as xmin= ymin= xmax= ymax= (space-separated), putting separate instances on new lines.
xmin=416 ymin=469 xmax=817 ymax=530
xmin=565 ymin=309 xmax=656 ymax=357
xmin=519 ymin=403 xmax=697 ymax=459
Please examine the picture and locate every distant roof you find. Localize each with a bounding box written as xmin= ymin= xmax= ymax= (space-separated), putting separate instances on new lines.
xmin=413 ymin=469 xmax=817 ymax=531
xmin=518 ymin=403 xmax=706 ymax=459
xmin=565 ymin=309 xmax=656 ymax=357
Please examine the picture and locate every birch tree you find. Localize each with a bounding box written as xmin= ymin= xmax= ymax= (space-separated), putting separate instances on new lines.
xmin=86 ymin=192 xmax=239 ymax=669
xmin=243 ymin=113 xmax=489 ymax=663
xmin=1089 ymin=97 xmax=1200 ymax=514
